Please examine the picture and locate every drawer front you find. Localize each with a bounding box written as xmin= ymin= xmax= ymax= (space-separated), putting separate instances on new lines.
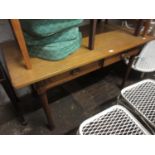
xmin=104 ymin=48 xmax=140 ymax=67
xmin=104 ymin=55 xmax=121 ymax=67
xmin=45 ymin=60 xmax=103 ymax=90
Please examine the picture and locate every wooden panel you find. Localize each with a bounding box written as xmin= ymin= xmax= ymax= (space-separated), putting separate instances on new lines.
xmin=3 ymin=30 xmax=155 ymax=89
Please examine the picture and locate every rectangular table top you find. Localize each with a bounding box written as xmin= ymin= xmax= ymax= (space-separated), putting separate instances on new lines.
xmin=3 ymin=30 xmax=154 ymax=89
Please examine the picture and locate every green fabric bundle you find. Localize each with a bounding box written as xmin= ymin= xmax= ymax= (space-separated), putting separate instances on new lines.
xmin=21 ymin=19 xmax=83 ymax=60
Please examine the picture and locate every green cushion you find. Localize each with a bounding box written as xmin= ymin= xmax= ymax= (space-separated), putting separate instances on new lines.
xmin=28 ymin=28 xmax=82 ymax=60
xmin=21 ymin=19 xmax=83 ymax=60
xmin=21 ymin=19 xmax=83 ymax=37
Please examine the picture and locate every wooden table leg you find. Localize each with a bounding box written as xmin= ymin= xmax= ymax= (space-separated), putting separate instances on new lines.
xmin=39 ymin=92 xmax=54 ymax=130
xmin=104 ymin=19 xmax=108 ymax=24
xmin=88 ymin=19 xmax=97 ymax=50
xmin=142 ymin=20 xmax=151 ymax=37
xmin=134 ymin=19 xmax=144 ymax=36
xmin=31 ymin=84 xmax=39 ymax=98
xmin=0 ymin=62 xmax=26 ymax=125
xmin=121 ymin=56 xmax=135 ymax=88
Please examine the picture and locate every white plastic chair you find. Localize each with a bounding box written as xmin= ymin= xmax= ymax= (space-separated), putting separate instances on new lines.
xmin=78 ymin=105 xmax=150 ymax=135
xmin=121 ymin=40 xmax=155 ymax=88
xmin=132 ymin=40 xmax=155 ymax=73
xmin=120 ymin=79 xmax=155 ymax=133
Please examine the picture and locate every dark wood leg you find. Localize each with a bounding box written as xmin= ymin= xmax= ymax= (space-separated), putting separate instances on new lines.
xmin=1 ymin=82 xmax=26 ymax=125
xmin=31 ymin=84 xmax=39 ymax=97
xmin=0 ymin=63 xmax=26 ymax=125
xmin=39 ymin=92 xmax=54 ymax=130
xmin=105 ymin=19 xmax=108 ymax=24
xmin=121 ymin=56 xmax=135 ymax=88
xmin=97 ymin=19 xmax=102 ymax=24
xmin=142 ymin=20 xmax=151 ymax=36
xmin=134 ymin=19 xmax=144 ymax=36
xmin=88 ymin=19 xmax=97 ymax=50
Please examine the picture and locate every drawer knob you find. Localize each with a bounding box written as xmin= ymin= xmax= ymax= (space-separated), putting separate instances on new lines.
xmin=71 ymin=68 xmax=81 ymax=75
